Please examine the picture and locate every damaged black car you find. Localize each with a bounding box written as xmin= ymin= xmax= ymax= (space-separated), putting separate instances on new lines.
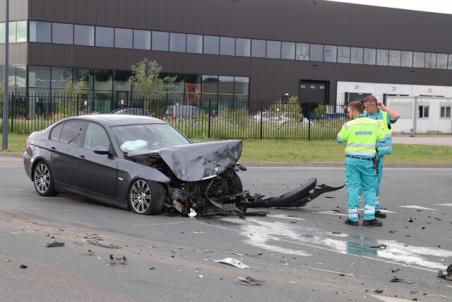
xmin=24 ymin=115 xmax=341 ymax=217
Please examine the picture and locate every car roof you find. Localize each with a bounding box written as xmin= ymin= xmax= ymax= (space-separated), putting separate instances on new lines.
xmin=62 ymin=114 xmax=167 ymax=127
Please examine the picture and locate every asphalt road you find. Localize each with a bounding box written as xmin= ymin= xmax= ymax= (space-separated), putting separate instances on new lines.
xmin=0 ymin=156 xmax=452 ymax=302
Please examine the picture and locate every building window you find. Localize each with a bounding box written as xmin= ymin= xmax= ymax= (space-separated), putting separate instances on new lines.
xmin=401 ymin=51 xmax=413 ymax=67
xmin=218 ymin=76 xmax=234 ymax=103
xmin=266 ymin=40 xmax=281 ymax=59
xmin=30 ymin=21 xmax=51 ymax=43
xmin=16 ymin=21 xmax=27 ymax=43
xmin=323 ymin=45 xmax=337 ymax=63
xmin=169 ymin=32 xmax=186 ymax=52
xmin=115 ymin=28 xmax=133 ymax=49
xmin=52 ymin=23 xmax=74 ymax=45
xmin=234 ymin=76 xmax=249 ymax=104
xmin=296 ymin=43 xmax=310 ymax=60
xmin=152 ymin=31 xmax=169 ymax=51
xmin=310 ymin=44 xmax=323 ymax=61
xmin=425 ymin=53 xmax=437 ymax=69
xmin=203 ymin=35 xmax=219 ymax=55
xmin=448 ymin=55 xmax=452 ymax=70
xmin=185 ymin=74 xmax=202 ymax=101
xmin=251 ymin=39 xmax=266 ymax=58
xmin=436 ymin=54 xmax=448 ymax=69
xmin=418 ymin=105 xmax=429 ymax=118
xmin=94 ymin=70 xmax=113 ymax=91
xmin=220 ymin=37 xmax=235 ymax=56
xmin=0 ymin=23 xmax=4 ymax=43
xmin=376 ymin=49 xmax=389 ymax=66
xmin=363 ymin=48 xmax=376 ymax=65
xmin=337 ymin=46 xmax=350 ymax=63
xmin=114 ymin=70 xmax=132 ymax=92
xmin=440 ymin=106 xmax=451 ymax=118
xmin=51 ymin=68 xmax=72 ymax=91
xmin=133 ymin=29 xmax=151 ymax=50
xmin=202 ymin=75 xmax=219 ymax=101
xmin=281 ymin=42 xmax=295 ymax=60
xmin=8 ymin=21 xmax=17 ymax=43
xmin=28 ymin=66 xmax=50 ymax=93
xmin=389 ymin=50 xmax=401 ymax=67
xmin=187 ymin=34 xmax=203 ymax=54
xmin=413 ymin=52 xmax=425 ymax=68
xmin=235 ymin=38 xmax=250 ymax=57
xmin=74 ymin=25 xmax=95 ymax=46
xmin=350 ymin=47 xmax=363 ymax=64
xmin=95 ymin=26 xmax=114 ymax=47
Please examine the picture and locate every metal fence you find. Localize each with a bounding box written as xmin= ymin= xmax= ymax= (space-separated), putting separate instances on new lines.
xmin=0 ymin=93 xmax=347 ymax=140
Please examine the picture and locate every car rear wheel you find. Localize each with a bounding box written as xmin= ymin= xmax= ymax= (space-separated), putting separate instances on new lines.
xmin=33 ymin=161 xmax=57 ymax=196
xmin=128 ymin=179 xmax=166 ymax=215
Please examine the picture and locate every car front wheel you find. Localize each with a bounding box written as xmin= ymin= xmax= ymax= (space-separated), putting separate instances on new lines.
xmin=128 ymin=179 xmax=166 ymax=215
xmin=33 ymin=161 xmax=57 ymax=196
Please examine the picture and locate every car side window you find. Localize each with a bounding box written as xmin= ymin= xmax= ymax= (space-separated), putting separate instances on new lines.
xmin=84 ymin=123 xmax=110 ymax=150
xmin=50 ymin=123 xmax=64 ymax=141
xmin=60 ymin=120 xmax=84 ymax=146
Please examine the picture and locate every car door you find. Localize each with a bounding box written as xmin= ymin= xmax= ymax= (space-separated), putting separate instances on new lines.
xmin=49 ymin=120 xmax=86 ymax=188
xmin=79 ymin=122 xmax=118 ymax=198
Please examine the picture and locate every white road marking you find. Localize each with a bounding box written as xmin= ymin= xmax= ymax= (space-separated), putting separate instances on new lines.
xmin=267 ymin=214 xmax=305 ymax=221
xmin=379 ymin=209 xmax=397 ymax=214
xmin=305 ymin=265 xmax=354 ymax=276
xmin=370 ymin=295 xmax=417 ymax=302
xmin=315 ymin=210 xmax=347 ymax=217
xmin=435 ymin=203 xmax=452 ymax=207
xmin=400 ymin=205 xmax=438 ymax=211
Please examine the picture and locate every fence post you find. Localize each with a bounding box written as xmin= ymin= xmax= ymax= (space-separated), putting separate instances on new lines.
xmin=10 ymin=93 xmax=14 ymax=133
xmin=259 ymin=100 xmax=263 ymax=140
xmin=308 ymin=113 xmax=311 ymax=141
xmin=208 ymin=98 xmax=212 ymax=139
xmin=76 ymin=95 xmax=79 ymax=116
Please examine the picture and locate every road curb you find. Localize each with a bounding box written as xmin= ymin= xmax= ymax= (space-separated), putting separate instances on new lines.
xmin=0 ymin=152 xmax=22 ymax=158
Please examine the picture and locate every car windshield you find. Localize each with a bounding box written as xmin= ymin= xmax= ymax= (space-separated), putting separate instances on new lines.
xmin=111 ymin=123 xmax=190 ymax=153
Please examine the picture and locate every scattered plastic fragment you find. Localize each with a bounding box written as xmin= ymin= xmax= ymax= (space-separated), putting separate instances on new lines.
xmin=214 ymin=258 xmax=249 ymax=269
xmin=46 ymin=241 xmax=65 ymax=248
xmin=236 ymin=276 xmax=264 ymax=286
xmin=109 ymin=254 xmax=128 ymax=265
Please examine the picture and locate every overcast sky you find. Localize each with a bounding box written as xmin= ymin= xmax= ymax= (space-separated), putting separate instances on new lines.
xmin=327 ymin=0 xmax=452 ymax=15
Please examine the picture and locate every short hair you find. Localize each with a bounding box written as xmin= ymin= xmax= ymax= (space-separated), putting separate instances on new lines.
xmin=363 ymin=95 xmax=378 ymax=105
xmin=348 ymin=100 xmax=364 ymax=114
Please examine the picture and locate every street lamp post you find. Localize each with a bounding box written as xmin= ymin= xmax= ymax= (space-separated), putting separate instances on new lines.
xmin=2 ymin=0 xmax=10 ymax=151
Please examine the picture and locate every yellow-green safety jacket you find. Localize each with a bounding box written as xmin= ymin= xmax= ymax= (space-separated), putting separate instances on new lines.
xmin=337 ymin=116 xmax=385 ymax=158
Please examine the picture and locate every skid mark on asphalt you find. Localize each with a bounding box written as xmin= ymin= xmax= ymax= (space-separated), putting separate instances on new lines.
xmin=218 ymin=217 xmax=451 ymax=272
xmin=399 ymin=205 xmax=438 ymax=211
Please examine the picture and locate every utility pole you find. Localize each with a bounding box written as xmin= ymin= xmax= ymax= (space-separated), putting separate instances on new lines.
xmin=2 ymin=0 xmax=10 ymax=150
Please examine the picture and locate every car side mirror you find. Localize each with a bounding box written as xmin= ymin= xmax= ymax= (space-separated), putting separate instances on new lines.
xmin=93 ymin=146 xmax=111 ymax=155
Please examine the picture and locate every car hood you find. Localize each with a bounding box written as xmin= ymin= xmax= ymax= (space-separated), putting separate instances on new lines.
xmin=127 ymin=140 xmax=242 ymax=182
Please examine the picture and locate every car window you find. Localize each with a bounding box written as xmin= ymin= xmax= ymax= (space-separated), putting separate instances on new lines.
xmin=60 ymin=120 xmax=84 ymax=146
xmin=50 ymin=123 xmax=63 ymax=141
xmin=84 ymin=123 xmax=110 ymax=150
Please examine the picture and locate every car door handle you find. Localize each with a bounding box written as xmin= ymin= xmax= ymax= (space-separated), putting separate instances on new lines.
xmin=50 ymin=146 xmax=56 ymax=152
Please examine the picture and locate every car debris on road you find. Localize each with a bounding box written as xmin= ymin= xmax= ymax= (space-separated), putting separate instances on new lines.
xmin=438 ymin=264 xmax=452 ymax=281
xmin=236 ymin=276 xmax=264 ymax=286
xmin=214 ymin=258 xmax=250 ymax=269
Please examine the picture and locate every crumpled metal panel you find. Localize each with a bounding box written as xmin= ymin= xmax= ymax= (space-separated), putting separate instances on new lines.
xmin=128 ymin=140 xmax=242 ymax=182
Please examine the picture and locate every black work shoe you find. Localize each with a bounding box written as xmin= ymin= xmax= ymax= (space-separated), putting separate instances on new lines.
xmin=362 ymin=219 xmax=383 ymax=227
xmin=344 ymin=219 xmax=359 ymax=226
xmin=375 ymin=211 xmax=387 ymax=219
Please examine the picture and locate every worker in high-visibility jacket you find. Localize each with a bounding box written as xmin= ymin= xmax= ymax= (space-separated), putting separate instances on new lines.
xmin=363 ymin=95 xmax=400 ymax=218
xmin=337 ymin=100 xmax=386 ymax=227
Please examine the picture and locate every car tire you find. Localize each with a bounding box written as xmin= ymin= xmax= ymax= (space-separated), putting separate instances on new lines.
xmin=128 ymin=179 xmax=166 ymax=215
xmin=33 ymin=161 xmax=57 ymax=196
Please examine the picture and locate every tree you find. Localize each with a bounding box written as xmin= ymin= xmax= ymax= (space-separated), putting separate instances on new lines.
xmin=130 ymin=59 xmax=175 ymax=99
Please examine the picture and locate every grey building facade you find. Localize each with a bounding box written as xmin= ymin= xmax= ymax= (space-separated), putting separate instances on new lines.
xmin=2 ymin=0 xmax=452 ymax=110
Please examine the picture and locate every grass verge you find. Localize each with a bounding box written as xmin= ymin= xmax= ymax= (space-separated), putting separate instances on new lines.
xmin=2 ymin=133 xmax=452 ymax=165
